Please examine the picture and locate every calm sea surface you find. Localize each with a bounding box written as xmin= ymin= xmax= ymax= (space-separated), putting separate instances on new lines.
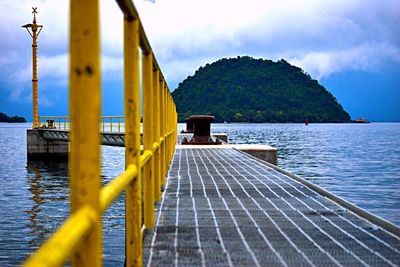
xmin=0 ymin=122 xmax=399 ymax=266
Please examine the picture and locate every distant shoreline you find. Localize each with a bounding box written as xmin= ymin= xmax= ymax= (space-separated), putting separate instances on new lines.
xmin=0 ymin=112 xmax=27 ymax=123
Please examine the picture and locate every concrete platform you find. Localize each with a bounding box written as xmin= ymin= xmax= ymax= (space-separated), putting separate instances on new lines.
xmin=143 ymin=147 xmax=400 ymax=267
xmin=27 ymin=129 xmax=69 ymax=159
xmin=177 ymin=144 xmax=277 ymax=165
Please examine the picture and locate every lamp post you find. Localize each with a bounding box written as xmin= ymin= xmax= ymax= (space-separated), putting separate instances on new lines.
xmin=22 ymin=7 xmax=43 ymax=128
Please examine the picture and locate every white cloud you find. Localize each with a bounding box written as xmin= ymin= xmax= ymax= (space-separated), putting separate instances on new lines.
xmin=134 ymin=0 xmax=400 ymax=88
xmin=13 ymin=54 xmax=68 ymax=85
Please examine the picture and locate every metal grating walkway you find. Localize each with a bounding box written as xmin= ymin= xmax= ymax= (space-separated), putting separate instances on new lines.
xmin=143 ymin=147 xmax=400 ymax=267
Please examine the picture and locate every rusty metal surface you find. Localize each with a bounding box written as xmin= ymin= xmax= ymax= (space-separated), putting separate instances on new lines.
xmin=182 ymin=115 xmax=221 ymax=145
xmin=181 ymin=118 xmax=194 ymax=133
xmin=143 ymin=147 xmax=400 ymax=267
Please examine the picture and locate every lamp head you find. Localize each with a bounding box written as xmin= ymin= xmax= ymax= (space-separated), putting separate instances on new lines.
xmin=21 ymin=7 xmax=43 ymax=38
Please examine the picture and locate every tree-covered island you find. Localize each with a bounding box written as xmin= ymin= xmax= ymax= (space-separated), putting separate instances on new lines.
xmin=172 ymin=56 xmax=351 ymax=123
xmin=0 ymin=112 xmax=27 ymax=123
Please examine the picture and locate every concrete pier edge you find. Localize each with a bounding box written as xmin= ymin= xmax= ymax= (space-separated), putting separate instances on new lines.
xmin=27 ymin=129 xmax=69 ymax=159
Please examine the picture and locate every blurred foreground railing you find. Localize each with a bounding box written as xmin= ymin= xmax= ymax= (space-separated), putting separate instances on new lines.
xmin=24 ymin=0 xmax=177 ymax=266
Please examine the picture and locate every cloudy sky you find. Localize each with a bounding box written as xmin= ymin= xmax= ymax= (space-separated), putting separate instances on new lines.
xmin=0 ymin=0 xmax=399 ymax=121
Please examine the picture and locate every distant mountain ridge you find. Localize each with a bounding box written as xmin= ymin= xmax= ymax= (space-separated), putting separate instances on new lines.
xmin=172 ymin=56 xmax=351 ymax=123
xmin=0 ymin=112 xmax=26 ymax=123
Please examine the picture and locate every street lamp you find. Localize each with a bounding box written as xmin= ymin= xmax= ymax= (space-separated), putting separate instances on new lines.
xmin=22 ymin=7 xmax=43 ymax=128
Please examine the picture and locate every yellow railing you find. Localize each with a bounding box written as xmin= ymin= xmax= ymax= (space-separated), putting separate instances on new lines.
xmin=24 ymin=0 xmax=177 ymax=266
xmin=39 ymin=115 xmax=69 ymax=130
xmin=39 ymin=115 xmax=125 ymax=132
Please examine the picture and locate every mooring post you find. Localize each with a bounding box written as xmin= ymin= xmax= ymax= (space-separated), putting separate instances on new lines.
xmin=182 ymin=115 xmax=221 ymax=145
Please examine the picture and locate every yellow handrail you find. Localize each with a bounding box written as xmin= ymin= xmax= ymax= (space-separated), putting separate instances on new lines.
xmin=23 ymin=0 xmax=177 ymax=266
xmin=38 ymin=115 xmax=125 ymax=132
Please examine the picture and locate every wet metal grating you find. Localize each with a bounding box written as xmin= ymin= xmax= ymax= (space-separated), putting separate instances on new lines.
xmin=143 ymin=147 xmax=400 ymax=267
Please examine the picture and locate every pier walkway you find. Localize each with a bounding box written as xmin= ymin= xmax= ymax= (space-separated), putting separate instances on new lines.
xmin=144 ymin=146 xmax=400 ymax=266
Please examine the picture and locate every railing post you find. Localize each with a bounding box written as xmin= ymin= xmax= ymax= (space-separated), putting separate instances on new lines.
xmin=153 ymin=69 xmax=161 ymax=201
xmin=124 ymin=16 xmax=142 ymax=267
xmin=159 ymin=80 xmax=165 ymax=186
xmin=167 ymin=94 xmax=172 ymax=164
xmin=165 ymin=95 xmax=169 ymax=164
xmin=164 ymin=85 xmax=168 ymax=172
xmin=69 ymin=0 xmax=102 ymax=266
xmin=142 ymin=51 xmax=155 ymax=228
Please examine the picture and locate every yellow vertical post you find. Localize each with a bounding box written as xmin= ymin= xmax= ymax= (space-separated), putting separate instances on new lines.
xmin=153 ymin=69 xmax=161 ymax=201
xmin=159 ymin=80 xmax=165 ymax=186
xmin=163 ymin=86 xmax=168 ymax=175
xmin=110 ymin=118 xmax=113 ymax=132
xmin=165 ymin=92 xmax=168 ymax=174
xmin=69 ymin=0 xmax=102 ymax=266
xmin=174 ymin=103 xmax=177 ymax=150
xmin=165 ymin=94 xmax=169 ymax=164
xmin=170 ymin=96 xmax=173 ymax=162
xmin=124 ymin=17 xmax=142 ymax=267
xmin=22 ymin=8 xmax=43 ymax=129
xmin=142 ymin=51 xmax=155 ymax=228
xmin=166 ymin=89 xmax=169 ymax=165
xmin=31 ymin=13 xmax=39 ymax=129
xmin=164 ymin=86 xmax=166 ymax=177
xmin=171 ymin=105 xmax=173 ymax=157
xmin=168 ymin=95 xmax=172 ymax=163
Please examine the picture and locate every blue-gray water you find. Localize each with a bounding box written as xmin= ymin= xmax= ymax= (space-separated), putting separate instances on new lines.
xmin=1 ymin=122 xmax=399 ymax=266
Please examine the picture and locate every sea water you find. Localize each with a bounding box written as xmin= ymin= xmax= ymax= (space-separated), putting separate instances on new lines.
xmin=0 ymin=122 xmax=399 ymax=266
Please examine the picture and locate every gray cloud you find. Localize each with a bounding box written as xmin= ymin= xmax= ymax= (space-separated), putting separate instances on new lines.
xmin=0 ymin=0 xmax=398 ymax=101
xmin=136 ymin=0 xmax=400 ymax=88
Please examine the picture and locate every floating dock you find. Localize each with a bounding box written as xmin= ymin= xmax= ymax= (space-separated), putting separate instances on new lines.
xmin=143 ymin=146 xmax=400 ymax=266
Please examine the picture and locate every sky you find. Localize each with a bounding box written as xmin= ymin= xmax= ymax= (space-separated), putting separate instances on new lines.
xmin=0 ymin=0 xmax=399 ymax=121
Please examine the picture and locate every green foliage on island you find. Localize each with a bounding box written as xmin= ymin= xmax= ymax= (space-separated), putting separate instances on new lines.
xmin=172 ymin=56 xmax=351 ymax=123
xmin=0 ymin=112 xmax=27 ymax=123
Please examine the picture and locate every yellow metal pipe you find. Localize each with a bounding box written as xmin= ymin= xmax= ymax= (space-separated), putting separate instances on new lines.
xmin=124 ymin=16 xmax=142 ymax=267
xmin=159 ymin=80 xmax=166 ymax=186
xmin=69 ymin=0 xmax=102 ymax=266
xmin=142 ymin=51 xmax=155 ymax=228
xmin=163 ymin=86 xmax=168 ymax=175
xmin=167 ymin=95 xmax=171 ymax=164
xmin=152 ymin=142 xmax=160 ymax=152
xmin=140 ymin=150 xmax=153 ymax=168
xmin=23 ymin=206 xmax=96 ymax=267
xmin=30 ymin=17 xmax=40 ymax=129
xmin=153 ymin=69 xmax=161 ymax=201
xmin=100 ymin=165 xmax=138 ymax=213
xmin=101 ymin=115 xmax=123 ymax=118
